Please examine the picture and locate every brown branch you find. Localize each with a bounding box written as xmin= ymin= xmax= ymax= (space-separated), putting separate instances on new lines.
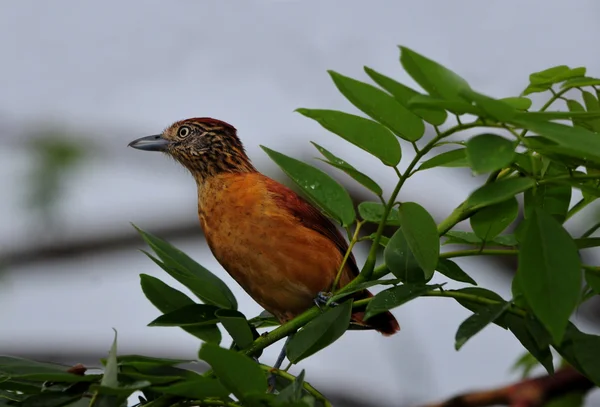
xmin=423 ymin=366 xmax=594 ymax=407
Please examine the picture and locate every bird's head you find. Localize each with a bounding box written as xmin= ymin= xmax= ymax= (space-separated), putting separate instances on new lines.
xmin=128 ymin=117 xmax=256 ymax=180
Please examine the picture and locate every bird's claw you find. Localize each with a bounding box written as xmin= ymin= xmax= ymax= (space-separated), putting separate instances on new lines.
xmin=314 ymin=291 xmax=337 ymax=310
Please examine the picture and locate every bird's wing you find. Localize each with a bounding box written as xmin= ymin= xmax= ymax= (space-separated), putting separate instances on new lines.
xmin=263 ymin=176 xmax=360 ymax=278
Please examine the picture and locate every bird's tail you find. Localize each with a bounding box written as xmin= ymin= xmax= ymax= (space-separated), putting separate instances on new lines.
xmin=351 ymin=290 xmax=400 ymax=336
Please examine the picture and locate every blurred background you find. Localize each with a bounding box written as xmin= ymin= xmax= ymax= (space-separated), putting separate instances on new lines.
xmin=1 ymin=1 xmax=600 ymax=406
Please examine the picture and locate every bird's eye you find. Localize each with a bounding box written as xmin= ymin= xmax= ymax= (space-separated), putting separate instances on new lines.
xmin=178 ymin=126 xmax=191 ymax=138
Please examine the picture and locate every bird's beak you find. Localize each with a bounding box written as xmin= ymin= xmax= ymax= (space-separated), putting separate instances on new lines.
xmin=128 ymin=134 xmax=170 ymax=151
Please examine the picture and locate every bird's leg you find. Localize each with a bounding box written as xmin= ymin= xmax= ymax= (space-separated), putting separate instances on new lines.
xmin=267 ymin=335 xmax=293 ymax=393
xmin=314 ymin=291 xmax=338 ymax=310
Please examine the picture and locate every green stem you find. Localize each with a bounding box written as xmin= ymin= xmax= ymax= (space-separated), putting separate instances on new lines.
xmin=581 ymin=222 xmax=600 ymax=238
xmin=360 ymin=121 xmax=485 ymax=281
xmin=436 ymin=202 xmax=474 ymax=236
xmin=332 ymin=221 xmax=363 ymax=290
xmin=422 ymin=291 xmax=527 ymax=317
xmin=582 ymin=264 xmax=600 ymax=274
xmin=441 ymin=249 xmax=519 ymax=259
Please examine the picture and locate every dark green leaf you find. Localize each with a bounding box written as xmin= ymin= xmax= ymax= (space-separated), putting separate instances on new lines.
xmin=140 ymin=274 xmax=222 ymax=344
xmin=286 ymin=301 xmax=353 ymax=363
xmin=22 ymin=393 xmax=83 ymax=407
xmin=153 ymin=377 xmax=230 ymax=400
xmin=500 ymin=97 xmax=532 ymax=110
xmin=329 ymin=71 xmax=425 ymax=141
xmin=544 ymin=392 xmax=585 ymax=407
xmin=570 ymin=331 xmax=600 ymax=385
xmin=585 ymin=270 xmax=600 ymax=294
xmin=275 ymin=370 xmax=305 ymax=403
xmin=444 ymin=231 xmax=483 ymax=244
xmin=311 ymin=142 xmax=382 ymax=196
xmin=329 ymin=279 xmax=401 ymax=303
xmin=465 ymin=134 xmax=516 ymax=174
xmin=90 ymin=381 xmax=151 ymax=396
xmin=455 ymin=302 xmax=510 ymax=350
xmin=358 ymin=202 xmax=400 ymax=226
xmin=398 ymin=202 xmax=440 ymax=279
xmin=516 ymin=110 xmax=600 ymax=121
xmin=364 ymin=66 xmax=447 ymax=125
xmin=216 ymin=309 xmax=255 ymax=350
xmin=505 ymin=315 xmax=554 ymax=375
xmin=364 ymin=284 xmax=440 ymax=320
xmin=470 ymin=197 xmax=518 ymax=241
xmin=466 ymin=178 xmax=535 ymax=211
xmin=524 ymin=184 xmax=571 ymax=224
xmin=418 ymin=148 xmax=469 ymax=171
xmin=384 ymin=228 xmax=426 ymax=283
xmin=148 ymin=304 xmax=219 ymax=327
xmin=198 ymin=343 xmax=267 ymax=400
xmin=407 ymin=94 xmax=481 ymax=116
xmin=399 ymin=46 xmax=470 ymax=99
xmin=135 ymin=226 xmax=237 ymax=310
xmin=576 ymin=237 xmax=600 ymax=250
xmin=111 ymin=355 xmax=191 ymax=367
xmin=451 ymin=287 xmax=509 ymax=327
xmin=560 ymin=76 xmax=600 ymax=89
xmin=516 ymin=119 xmax=600 ymax=163
xmin=261 ymin=146 xmax=356 ymax=226
xmin=436 ymin=258 xmax=476 ymax=285
xmin=295 ymin=109 xmax=401 ymax=166
xmin=517 ymin=208 xmax=581 ymax=343
xmin=0 ymin=357 xmax=72 ymax=376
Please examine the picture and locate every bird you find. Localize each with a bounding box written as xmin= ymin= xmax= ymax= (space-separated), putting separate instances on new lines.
xmin=128 ymin=117 xmax=400 ymax=350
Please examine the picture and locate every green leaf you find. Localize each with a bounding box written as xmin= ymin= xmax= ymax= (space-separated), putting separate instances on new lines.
xmin=517 ymin=209 xmax=581 ymax=343
xmin=101 ymin=330 xmax=119 ymax=388
xmin=147 ymin=304 xmax=219 ymax=327
xmin=566 ymin=99 xmax=593 ymax=130
xmin=571 ymin=331 xmax=600 ymax=386
xmin=585 ymin=270 xmax=600 ymax=294
xmin=398 ymin=202 xmax=440 ymax=279
xmin=358 ymin=202 xmax=400 ymax=226
xmin=364 ymin=284 xmax=440 ymax=320
xmin=364 ymin=66 xmax=447 ymax=125
xmin=506 ymin=316 xmax=554 ymax=375
xmin=216 ymin=309 xmax=255 ymax=350
xmin=135 ymin=226 xmax=237 ymax=310
xmin=500 ymin=97 xmax=532 ymax=110
xmin=515 ymin=119 xmax=600 ymax=164
xmin=261 ymin=146 xmax=356 ymax=226
xmin=470 ymin=197 xmax=518 ymax=241
xmin=311 ymin=142 xmax=382 ymax=196
xmin=560 ymin=76 xmax=600 ymax=89
xmin=286 ymin=301 xmax=353 ymax=363
xmin=529 ymin=65 xmax=585 ymax=85
xmin=399 ymin=46 xmax=470 ymax=99
xmin=516 ymin=110 xmax=600 ymax=121
xmin=198 ymin=343 xmax=267 ymax=400
xmin=329 ymin=71 xmax=425 ymax=141
xmin=407 ymin=94 xmax=481 ymax=116
xmin=418 ymin=148 xmax=469 ymax=171
xmin=110 ymin=355 xmax=191 ymax=367
xmin=153 ymin=377 xmax=230 ymax=400
xmin=466 ymin=178 xmax=535 ymax=211
xmin=140 ymin=274 xmax=222 ymax=344
xmin=465 ymin=134 xmax=516 ymax=174
xmin=582 ymin=90 xmax=600 ymax=132
xmin=455 ymin=302 xmax=510 ymax=350
xmin=524 ymin=184 xmax=571 ymax=224
xmin=329 ymin=278 xmax=402 ymax=303
xmin=384 ymin=227 xmax=426 ymax=283
xmin=295 ymin=109 xmax=401 ymax=166
xmin=460 ymin=90 xmax=516 ymax=121
xmin=436 ymin=258 xmax=476 ymax=285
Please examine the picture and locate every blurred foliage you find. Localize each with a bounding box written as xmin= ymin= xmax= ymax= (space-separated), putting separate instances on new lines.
xmin=24 ymin=130 xmax=88 ymax=225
